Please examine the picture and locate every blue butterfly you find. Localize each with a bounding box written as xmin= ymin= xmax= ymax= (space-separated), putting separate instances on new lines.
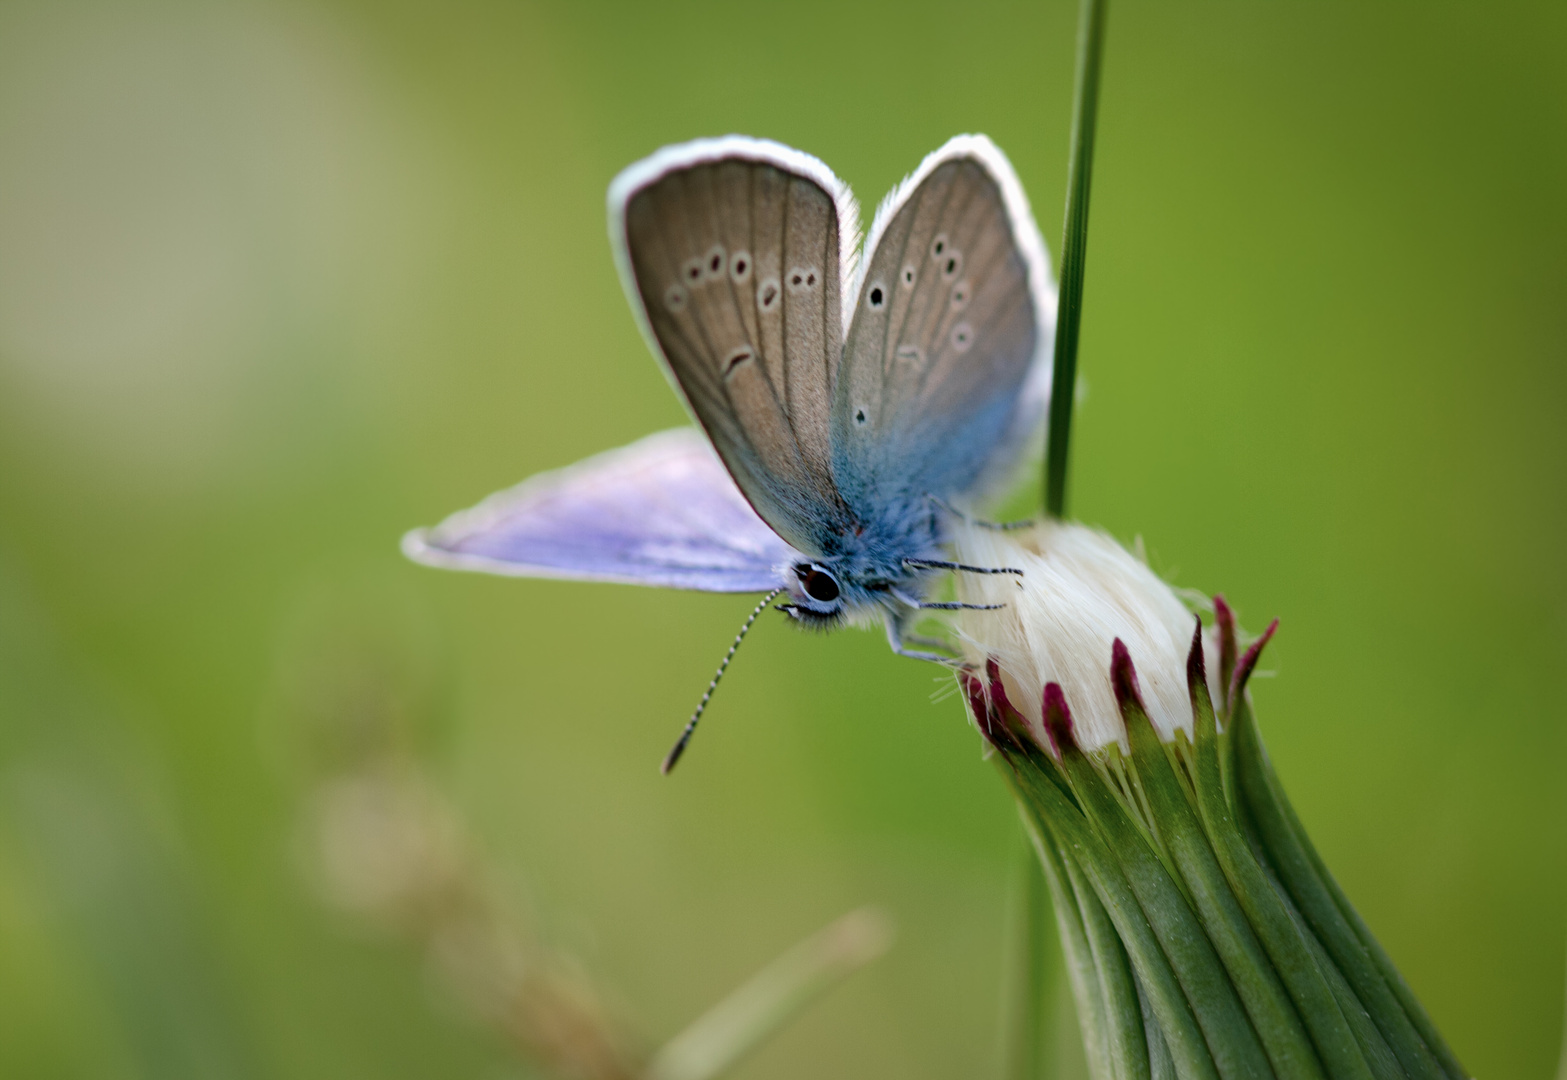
xmin=404 ymin=135 xmax=1056 ymax=767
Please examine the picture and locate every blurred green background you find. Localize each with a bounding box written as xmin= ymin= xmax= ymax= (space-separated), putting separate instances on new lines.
xmin=1 ymin=0 xmax=1564 ymax=1077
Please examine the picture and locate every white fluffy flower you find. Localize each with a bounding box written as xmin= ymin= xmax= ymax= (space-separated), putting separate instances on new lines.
xmin=951 ymin=521 xmax=1222 ymax=754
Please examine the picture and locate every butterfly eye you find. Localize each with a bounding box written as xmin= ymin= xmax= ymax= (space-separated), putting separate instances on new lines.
xmin=664 ymin=283 xmax=688 ymax=312
xmin=729 ymin=250 xmax=752 ymax=282
xmin=801 ymin=567 xmax=840 ymax=603
xmin=951 ymin=321 xmax=974 ymax=353
xmin=866 ymin=283 xmax=886 ymax=310
xmin=900 ymin=264 xmax=916 ymax=289
xmin=930 ymin=234 xmax=949 ymax=260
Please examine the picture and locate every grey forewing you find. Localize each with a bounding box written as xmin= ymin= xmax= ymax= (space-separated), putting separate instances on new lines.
xmin=833 ymin=158 xmax=1039 ymax=514
xmin=622 ymin=159 xmax=852 ymax=555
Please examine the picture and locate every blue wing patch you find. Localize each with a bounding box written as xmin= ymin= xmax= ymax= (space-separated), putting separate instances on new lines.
xmin=403 ymin=428 xmax=799 ymax=593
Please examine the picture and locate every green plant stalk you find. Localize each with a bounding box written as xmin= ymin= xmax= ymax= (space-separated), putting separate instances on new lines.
xmin=1018 ymin=775 xmax=1149 ymax=1080
xmin=1250 ymin=739 xmax=1467 ymax=1080
xmin=1185 ymin=672 xmax=1374 ymax=1080
xmin=1024 ymin=810 xmax=1117 ymax=1080
xmin=1044 ymin=0 xmax=1109 ymax=518
xmin=1231 ymin=703 xmax=1463 ymax=1080
xmin=1123 ymin=707 xmax=1324 ymax=1079
xmin=647 ymin=907 xmax=893 ymax=1080
xmin=1008 ymin=836 xmax=1056 ymax=1080
xmin=1058 ymin=742 xmax=1273 ymax=1080
xmin=1062 ymin=837 xmax=1151 ymax=1080
xmin=1007 ymin=742 xmax=1218 ymax=1079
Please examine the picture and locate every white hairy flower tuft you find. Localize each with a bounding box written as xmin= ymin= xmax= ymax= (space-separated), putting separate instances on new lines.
xmin=951 ymin=520 xmax=1221 ymax=754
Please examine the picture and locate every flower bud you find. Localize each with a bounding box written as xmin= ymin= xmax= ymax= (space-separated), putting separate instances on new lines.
xmin=951 ymin=521 xmax=1467 ymax=1080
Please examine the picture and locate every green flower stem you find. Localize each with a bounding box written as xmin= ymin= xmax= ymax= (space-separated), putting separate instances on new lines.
xmin=1058 ymin=740 xmax=1272 ymax=1079
xmin=1015 ymin=774 xmax=1140 ymax=1078
xmin=1026 ymin=812 xmax=1117 ymax=1080
xmin=1009 ymin=837 xmax=1055 ymax=1080
xmin=1011 ymin=753 xmax=1217 ymax=1079
xmin=1123 ymin=708 xmax=1324 ymax=1079
xmin=1231 ymin=700 xmax=1458 ymax=1080
xmin=1187 ymin=659 xmax=1374 ymax=1080
xmin=647 ymin=907 xmax=893 ymax=1080
xmin=1065 ymin=842 xmax=1151 ymax=1080
xmin=1276 ymin=870 xmax=1407 ymax=1080
xmin=1044 ymin=0 xmax=1109 ymax=518
xmin=1140 ymin=976 xmax=1178 ymax=1080
xmin=1253 ymin=750 xmax=1468 ymax=1080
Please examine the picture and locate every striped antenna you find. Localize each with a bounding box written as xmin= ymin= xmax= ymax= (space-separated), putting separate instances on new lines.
xmin=661 ymin=588 xmax=783 ymax=774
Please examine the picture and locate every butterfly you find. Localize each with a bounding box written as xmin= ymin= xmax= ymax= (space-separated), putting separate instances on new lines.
xmin=404 ymin=134 xmax=1057 ymax=768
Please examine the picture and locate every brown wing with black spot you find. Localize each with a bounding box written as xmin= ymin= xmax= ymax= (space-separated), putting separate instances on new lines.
xmin=834 ymin=145 xmax=1049 ymax=511
xmin=615 ymin=144 xmax=854 ymax=555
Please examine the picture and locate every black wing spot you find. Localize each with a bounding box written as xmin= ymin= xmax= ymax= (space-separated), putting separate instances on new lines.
xmin=705 ymin=245 xmax=726 ymax=279
xmin=931 ymin=234 xmax=948 ymax=259
xmin=683 ymin=257 xmax=705 ymax=285
xmin=896 ymin=344 xmax=924 ymax=365
xmin=867 ymin=283 xmax=885 ymax=309
xmin=951 ymin=322 xmax=974 ymax=353
xmin=729 ymin=250 xmax=751 ymax=282
xmin=758 ymin=277 xmax=781 ymax=311
xmin=723 ymin=345 xmax=756 ymax=377
xmin=786 ymin=266 xmax=819 ymax=292
xmin=950 ymin=280 xmax=970 ymax=311
xmin=900 ymin=264 xmax=916 ymax=289
xmin=664 ymin=283 xmax=689 ymax=312
xmin=941 ymin=251 xmax=963 ymax=280
xmin=855 ymin=408 xmax=867 ymax=424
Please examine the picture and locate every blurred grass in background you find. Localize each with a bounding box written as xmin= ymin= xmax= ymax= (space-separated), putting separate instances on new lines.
xmin=0 ymin=0 xmax=1563 ymax=1077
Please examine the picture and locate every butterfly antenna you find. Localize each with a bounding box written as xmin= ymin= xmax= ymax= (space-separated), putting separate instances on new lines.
xmin=661 ymin=588 xmax=783 ymax=774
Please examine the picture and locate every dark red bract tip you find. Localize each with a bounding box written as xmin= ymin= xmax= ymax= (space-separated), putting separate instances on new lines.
xmin=960 ymin=669 xmax=1002 ymax=745
xmin=1109 ymin=638 xmax=1146 ymax=713
xmin=1230 ymin=618 xmax=1280 ymax=703
xmin=1041 ymin=682 xmax=1074 ymax=758
xmin=1186 ymin=616 xmax=1206 ymax=684
xmin=1214 ymin=595 xmax=1238 ymax=695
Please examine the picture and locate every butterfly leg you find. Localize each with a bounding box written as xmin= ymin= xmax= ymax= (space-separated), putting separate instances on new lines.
xmin=927 ymin=495 xmax=1035 ymax=531
xmin=885 ymin=615 xmax=962 ymax=666
xmin=889 ymin=587 xmax=1005 ymax=612
xmin=903 ymin=558 xmax=1024 ymax=577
